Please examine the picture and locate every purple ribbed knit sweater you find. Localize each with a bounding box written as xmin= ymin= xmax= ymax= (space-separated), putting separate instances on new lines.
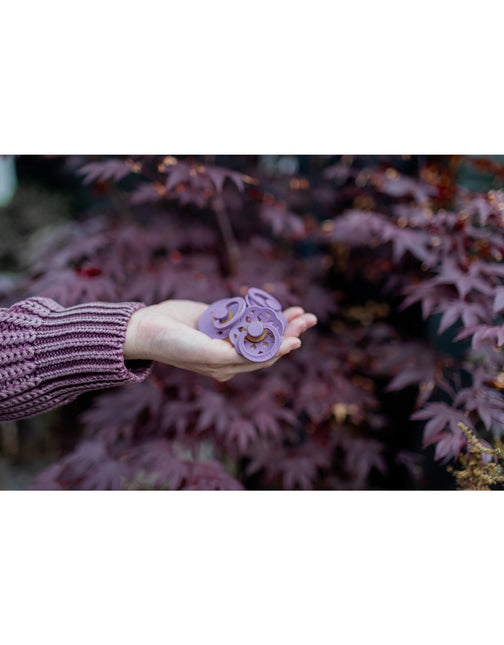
xmin=0 ymin=297 xmax=152 ymax=421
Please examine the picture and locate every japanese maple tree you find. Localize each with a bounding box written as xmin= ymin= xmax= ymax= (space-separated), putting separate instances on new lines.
xmin=4 ymin=154 xmax=503 ymax=490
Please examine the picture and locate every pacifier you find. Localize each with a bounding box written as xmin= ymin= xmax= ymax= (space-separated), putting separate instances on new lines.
xmin=197 ymin=297 xmax=247 ymax=340
xmin=245 ymin=287 xmax=287 ymax=333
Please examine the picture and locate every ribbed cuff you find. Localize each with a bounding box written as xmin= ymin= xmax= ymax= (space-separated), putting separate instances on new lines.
xmin=0 ymin=297 xmax=153 ymax=420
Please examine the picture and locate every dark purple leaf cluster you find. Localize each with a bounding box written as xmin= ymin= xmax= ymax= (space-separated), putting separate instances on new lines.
xmin=320 ymin=157 xmax=504 ymax=474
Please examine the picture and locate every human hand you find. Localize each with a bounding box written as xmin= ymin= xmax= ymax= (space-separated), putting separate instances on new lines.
xmin=123 ymin=300 xmax=317 ymax=382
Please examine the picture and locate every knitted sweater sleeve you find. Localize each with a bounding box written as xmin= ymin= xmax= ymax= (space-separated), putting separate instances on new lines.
xmin=0 ymin=297 xmax=153 ymax=421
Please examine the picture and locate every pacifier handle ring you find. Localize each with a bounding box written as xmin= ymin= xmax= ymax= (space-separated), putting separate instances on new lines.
xmin=213 ymin=297 xmax=247 ymax=330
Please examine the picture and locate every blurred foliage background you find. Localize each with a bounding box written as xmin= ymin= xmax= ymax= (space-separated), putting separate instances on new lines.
xmin=1 ymin=154 xmax=503 ymax=490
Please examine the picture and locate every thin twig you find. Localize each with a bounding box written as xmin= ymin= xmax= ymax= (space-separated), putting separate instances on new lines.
xmin=212 ymin=194 xmax=240 ymax=276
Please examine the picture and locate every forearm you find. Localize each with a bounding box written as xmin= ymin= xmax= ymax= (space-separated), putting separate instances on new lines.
xmin=0 ymin=297 xmax=152 ymax=421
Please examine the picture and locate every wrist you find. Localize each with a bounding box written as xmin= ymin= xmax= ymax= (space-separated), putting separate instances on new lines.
xmin=123 ymin=307 xmax=149 ymax=361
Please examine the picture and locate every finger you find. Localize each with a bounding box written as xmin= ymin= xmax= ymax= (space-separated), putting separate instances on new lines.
xmin=279 ymin=336 xmax=302 ymax=355
xmin=284 ymin=313 xmax=318 ymax=338
xmin=283 ymin=306 xmax=305 ymax=322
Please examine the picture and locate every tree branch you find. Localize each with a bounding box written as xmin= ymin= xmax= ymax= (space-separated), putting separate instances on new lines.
xmin=212 ymin=194 xmax=240 ymax=276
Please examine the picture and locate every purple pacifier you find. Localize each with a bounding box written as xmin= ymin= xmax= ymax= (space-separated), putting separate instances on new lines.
xmin=197 ymin=297 xmax=247 ymax=340
xmin=245 ymin=287 xmax=282 ymax=311
xmin=246 ymin=305 xmax=285 ymax=334
xmin=245 ymin=287 xmax=287 ymax=332
xmin=229 ymin=306 xmax=282 ymax=362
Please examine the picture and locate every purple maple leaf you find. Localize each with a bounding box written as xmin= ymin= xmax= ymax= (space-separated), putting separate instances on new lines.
xmin=322 ymin=163 xmax=357 ymax=183
xmin=125 ymin=440 xmax=189 ymax=489
xmin=401 ymin=282 xmax=452 ymax=320
xmin=184 ymin=460 xmax=244 ymax=490
xmin=245 ymin=441 xmax=330 ymax=490
xmin=466 ymin=195 xmax=494 ymax=226
xmin=30 ymin=463 xmax=63 ymax=490
xmin=28 ymin=269 xmax=119 ymax=307
xmin=435 ymin=299 xmax=488 ymax=334
xmin=205 ymin=166 xmax=245 ymax=193
xmin=432 ymin=259 xmax=494 ymax=300
xmin=454 ymin=384 xmax=504 ymax=431
xmin=36 ymin=440 xmax=127 ymax=490
xmin=193 ymin=389 xmax=239 ymax=436
xmin=372 ymin=171 xmax=437 ymax=203
xmin=165 ymin=164 xmax=190 ymax=192
xmin=226 ymin=418 xmax=258 ymax=453
xmin=380 ymin=224 xmax=436 ymax=266
xmin=411 ymin=402 xmax=469 ymax=461
xmin=129 ymin=182 xmax=163 ymax=205
xmin=260 ymin=204 xmax=306 ymax=239
xmin=78 ymin=159 xmax=131 ymax=184
xmin=454 ymin=324 xmax=504 ymax=349
xmin=341 ymin=436 xmax=387 ymax=488
xmin=493 ymin=287 xmax=504 ymax=313
xmin=81 ymin=380 xmax=164 ymax=445
xmin=369 ymin=340 xmax=436 ymax=393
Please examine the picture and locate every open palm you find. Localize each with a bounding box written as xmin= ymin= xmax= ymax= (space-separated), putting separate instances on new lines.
xmin=124 ymin=300 xmax=317 ymax=382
